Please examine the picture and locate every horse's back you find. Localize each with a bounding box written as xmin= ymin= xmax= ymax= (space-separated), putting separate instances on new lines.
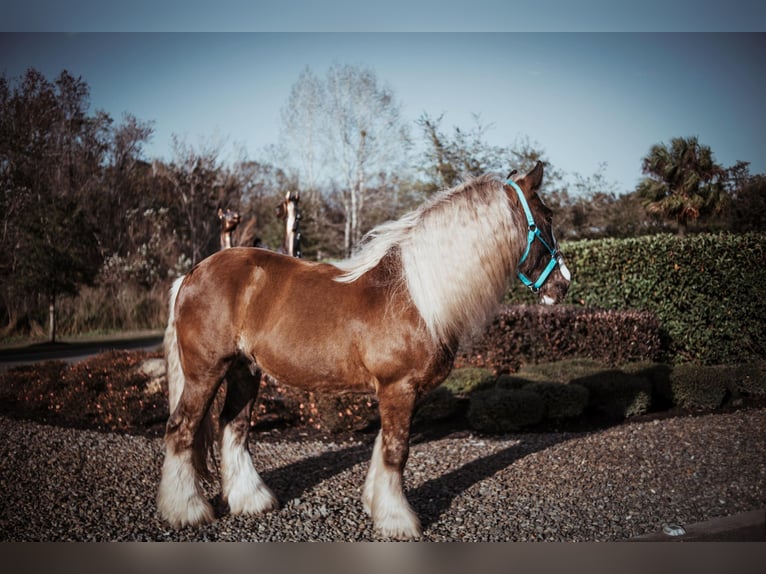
xmin=175 ymin=247 xmax=408 ymax=391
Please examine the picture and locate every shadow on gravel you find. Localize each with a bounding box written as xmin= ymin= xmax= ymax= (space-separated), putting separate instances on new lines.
xmin=257 ymin=426 xmax=485 ymax=507
xmin=256 ymin=425 xmax=569 ymax=533
xmin=260 ymin=441 xmax=373 ymax=504
xmin=409 ymin=434 xmax=568 ymax=531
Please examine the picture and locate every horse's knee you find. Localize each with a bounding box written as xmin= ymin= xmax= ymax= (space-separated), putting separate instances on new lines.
xmin=381 ymin=433 xmax=410 ymax=471
xmin=164 ymin=409 xmax=197 ymax=453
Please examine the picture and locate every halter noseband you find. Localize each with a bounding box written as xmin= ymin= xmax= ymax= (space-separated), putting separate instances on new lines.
xmin=506 ymin=179 xmax=565 ymax=292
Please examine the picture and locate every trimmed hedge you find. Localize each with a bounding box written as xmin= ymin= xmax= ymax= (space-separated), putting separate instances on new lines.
xmin=556 ymin=232 xmax=766 ymax=365
xmin=573 ymin=371 xmax=653 ymax=419
xmin=458 ymin=305 xmax=663 ymax=372
xmin=467 ymin=388 xmax=545 ymax=433
xmin=663 ymin=364 xmax=729 ymax=411
xmin=523 ymin=381 xmax=590 ymax=420
xmin=441 ymin=367 xmax=495 ymax=394
xmin=732 ymin=361 xmax=766 ymax=397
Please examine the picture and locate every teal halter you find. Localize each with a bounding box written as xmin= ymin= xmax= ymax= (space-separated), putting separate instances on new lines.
xmin=506 ymin=178 xmax=563 ymax=292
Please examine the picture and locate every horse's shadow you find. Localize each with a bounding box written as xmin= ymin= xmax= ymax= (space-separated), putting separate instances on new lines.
xmin=253 ymin=428 xmax=566 ymax=532
xmin=407 ymin=434 xmax=566 ymax=530
xmin=259 ymin=437 xmax=373 ymax=504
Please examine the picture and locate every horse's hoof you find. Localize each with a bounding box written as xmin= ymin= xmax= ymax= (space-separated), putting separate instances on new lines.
xmin=227 ymin=485 xmax=279 ymax=516
xmin=374 ymin=512 xmax=422 ymax=540
xmin=159 ymin=494 xmax=215 ymax=528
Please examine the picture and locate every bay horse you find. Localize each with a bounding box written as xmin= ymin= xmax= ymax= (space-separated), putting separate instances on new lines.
xmin=217 ymin=208 xmax=241 ymax=250
xmin=158 ymin=161 xmax=571 ymax=539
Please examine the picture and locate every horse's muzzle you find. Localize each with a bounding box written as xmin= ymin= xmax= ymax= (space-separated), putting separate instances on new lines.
xmin=539 ymin=258 xmax=571 ymax=305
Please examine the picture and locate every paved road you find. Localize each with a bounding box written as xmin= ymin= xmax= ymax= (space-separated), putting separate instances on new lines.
xmin=0 ymin=333 xmax=163 ymax=371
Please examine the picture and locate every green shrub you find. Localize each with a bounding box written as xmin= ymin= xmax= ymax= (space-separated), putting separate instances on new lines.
xmin=467 ymin=388 xmax=544 ymax=433
xmin=729 ymin=361 xmax=766 ymax=397
xmin=666 ymin=364 xmax=730 ymax=410
xmin=561 ymin=232 xmax=766 ymax=365
xmin=575 ymin=371 xmax=652 ymax=419
xmin=525 ymin=381 xmax=590 ymax=419
xmin=442 ymin=367 xmax=495 ymax=395
xmin=495 ymin=375 xmax=530 ymax=390
xmin=414 ymin=386 xmax=463 ymax=424
xmin=516 ymin=359 xmax=610 ymax=383
xmin=621 ymin=361 xmax=674 ymax=408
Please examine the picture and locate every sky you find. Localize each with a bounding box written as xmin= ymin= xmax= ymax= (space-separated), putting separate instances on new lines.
xmin=1 ymin=3 xmax=765 ymax=194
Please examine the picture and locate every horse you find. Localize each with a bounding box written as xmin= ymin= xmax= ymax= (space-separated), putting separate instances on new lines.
xmin=275 ymin=190 xmax=301 ymax=258
xmin=157 ymin=161 xmax=571 ymax=539
xmin=217 ymin=207 xmax=241 ymax=250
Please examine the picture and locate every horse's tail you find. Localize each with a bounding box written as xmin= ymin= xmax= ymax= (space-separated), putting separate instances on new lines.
xmin=164 ymin=276 xmax=215 ymax=479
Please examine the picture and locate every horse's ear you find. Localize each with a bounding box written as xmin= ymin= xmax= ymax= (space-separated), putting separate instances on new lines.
xmin=217 ymin=207 xmax=224 ymax=219
xmin=523 ymin=161 xmax=544 ymax=192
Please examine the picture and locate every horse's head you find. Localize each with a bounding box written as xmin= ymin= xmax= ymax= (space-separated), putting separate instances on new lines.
xmin=505 ymin=162 xmax=571 ymax=305
xmin=276 ymin=191 xmax=300 ymax=220
xmin=218 ymin=208 xmax=241 ymax=232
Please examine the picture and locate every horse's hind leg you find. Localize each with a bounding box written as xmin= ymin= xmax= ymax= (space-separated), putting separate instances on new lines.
xmin=158 ymin=370 xmax=222 ymax=528
xmin=365 ymin=380 xmax=421 ymax=539
xmin=219 ymin=358 xmax=278 ymax=516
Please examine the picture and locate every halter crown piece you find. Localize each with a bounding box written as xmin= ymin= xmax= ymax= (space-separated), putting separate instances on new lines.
xmin=505 ymin=178 xmax=564 ymax=292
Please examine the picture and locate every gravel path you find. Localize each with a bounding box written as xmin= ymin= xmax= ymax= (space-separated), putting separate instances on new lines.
xmin=1 ymin=409 xmax=764 ymax=541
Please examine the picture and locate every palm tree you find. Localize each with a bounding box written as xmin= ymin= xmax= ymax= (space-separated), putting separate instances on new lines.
xmin=636 ymin=136 xmax=727 ymax=236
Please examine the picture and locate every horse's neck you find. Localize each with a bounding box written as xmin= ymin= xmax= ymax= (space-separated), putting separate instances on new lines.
xmin=283 ymin=229 xmax=294 ymax=256
xmin=220 ymin=230 xmax=233 ymax=250
xmin=284 ymin=205 xmax=297 ymax=255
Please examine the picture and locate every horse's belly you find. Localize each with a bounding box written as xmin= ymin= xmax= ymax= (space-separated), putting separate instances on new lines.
xmin=247 ymin=338 xmax=376 ymax=393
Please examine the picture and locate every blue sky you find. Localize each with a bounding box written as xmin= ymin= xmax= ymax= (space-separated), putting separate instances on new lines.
xmin=2 ymin=5 xmax=765 ymax=193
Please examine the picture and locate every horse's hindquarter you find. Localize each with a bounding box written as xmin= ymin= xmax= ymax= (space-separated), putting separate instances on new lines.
xmin=179 ymin=248 xmax=433 ymax=393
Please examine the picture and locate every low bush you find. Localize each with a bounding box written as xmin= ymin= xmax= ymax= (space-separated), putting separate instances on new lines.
xmin=515 ymin=358 xmax=611 ymax=384
xmin=3 ymin=352 xmax=762 ymax=438
xmin=467 ymin=388 xmax=545 ymax=433
xmin=312 ymin=392 xmax=379 ymax=433
xmin=255 ymin=378 xmax=378 ymax=433
xmin=441 ymin=367 xmax=495 ymax=395
xmin=664 ymin=364 xmax=730 ymax=410
xmin=0 ymin=351 xmax=167 ymax=434
xmin=729 ymin=361 xmax=766 ymax=397
xmin=574 ymin=371 xmax=653 ymax=419
xmin=457 ymin=305 xmax=663 ymax=372
xmin=524 ymin=381 xmax=590 ymax=420
xmin=414 ymin=386 xmax=464 ymax=424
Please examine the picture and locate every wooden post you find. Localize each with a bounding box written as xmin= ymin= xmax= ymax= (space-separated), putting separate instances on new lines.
xmin=48 ymin=294 xmax=56 ymax=343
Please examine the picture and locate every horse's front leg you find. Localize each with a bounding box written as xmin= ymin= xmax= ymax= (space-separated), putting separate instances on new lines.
xmin=364 ymin=380 xmax=421 ymax=540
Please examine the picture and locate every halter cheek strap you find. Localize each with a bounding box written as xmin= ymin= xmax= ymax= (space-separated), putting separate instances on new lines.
xmin=506 ymin=179 xmax=564 ymax=292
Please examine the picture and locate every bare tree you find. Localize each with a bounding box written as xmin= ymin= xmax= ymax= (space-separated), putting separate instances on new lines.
xmin=280 ymin=64 xmax=410 ymax=257
xmin=157 ymin=136 xmax=237 ymax=265
xmin=280 ymin=67 xmax=324 ymax=210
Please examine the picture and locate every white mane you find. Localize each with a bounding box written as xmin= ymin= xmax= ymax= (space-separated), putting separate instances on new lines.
xmin=335 ymin=175 xmax=525 ymax=345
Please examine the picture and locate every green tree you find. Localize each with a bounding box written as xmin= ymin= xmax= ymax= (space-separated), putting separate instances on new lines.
xmin=724 ymin=161 xmax=766 ymax=233
xmin=636 ymin=136 xmax=727 ymax=236
xmin=416 ymin=114 xmax=564 ymax=197
xmin=417 ymin=112 xmax=505 ymax=192
xmin=0 ymin=69 xmax=104 ymax=339
xmin=15 ymin=195 xmax=100 ymax=342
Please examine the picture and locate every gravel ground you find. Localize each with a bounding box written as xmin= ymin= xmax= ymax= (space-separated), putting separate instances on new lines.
xmin=1 ymin=409 xmax=764 ymax=541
